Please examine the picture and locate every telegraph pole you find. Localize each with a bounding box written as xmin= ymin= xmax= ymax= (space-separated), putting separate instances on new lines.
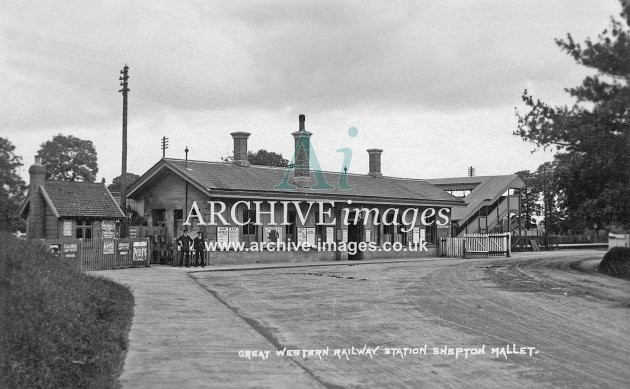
xmin=119 ymin=65 xmax=130 ymax=237
xmin=161 ymin=136 xmax=169 ymax=158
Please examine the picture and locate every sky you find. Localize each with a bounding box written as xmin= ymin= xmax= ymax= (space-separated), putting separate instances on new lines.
xmin=1 ymin=0 xmax=623 ymax=185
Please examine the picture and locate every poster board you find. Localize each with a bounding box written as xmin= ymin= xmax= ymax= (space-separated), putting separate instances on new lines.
xmin=412 ymin=227 xmax=420 ymax=244
xmin=63 ymin=243 xmax=78 ymax=258
xmin=326 ymin=227 xmax=335 ymax=242
xmin=264 ymin=226 xmax=282 ymax=243
xmin=128 ymin=226 xmax=139 ymax=239
xmin=103 ymin=241 xmax=115 ymax=255
xmin=217 ymin=227 xmax=229 ymax=244
xmin=306 ymin=228 xmax=316 ymax=246
xmin=132 ymin=241 xmax=148 ymax=261
xmin=119 ymin=242 xmax=130 ymax=256
xmin=101 ymin=220 xmax=116 ymax=239
xmin=62 ymin=220 xmax=72 ymax=237
xmin=297 ymin=228 xmax=307 ymax=244
xmin=228 ymin=227 xmax=239 ymax=243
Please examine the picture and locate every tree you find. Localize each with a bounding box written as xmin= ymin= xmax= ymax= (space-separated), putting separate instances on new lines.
xmin=220 ymin=149 xmax=289 ymax=167
xmin=107 ymin=173 xmax=140 ymax=193
xmin=0 ymin=137 xmax=26 ymax=231
xmin=514 ymin=170 xmax=543 ymax=229
xmin=515 ymin=1 xmax=630 ymax=231
xmin=247 ymin=149 xmax=289 ymax=167
xmin=37 ymin=134 xmax=98 ymax=182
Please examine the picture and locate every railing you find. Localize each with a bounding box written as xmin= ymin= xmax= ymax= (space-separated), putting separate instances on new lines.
xmin=42 ymin=237 xmax=151 ymax=271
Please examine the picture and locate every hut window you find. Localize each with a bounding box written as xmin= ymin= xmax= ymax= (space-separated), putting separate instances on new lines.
xmin=75 ymin=219 xmax=93 ymax=239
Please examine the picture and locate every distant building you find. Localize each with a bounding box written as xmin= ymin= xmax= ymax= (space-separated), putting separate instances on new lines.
xmin=20 ymin=157 xmax=125 ymax=239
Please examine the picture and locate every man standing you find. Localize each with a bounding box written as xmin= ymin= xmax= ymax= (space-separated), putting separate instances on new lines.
xmin=176 ymin=229 xmax=193 ymax=267
xmin=193 ymin=231 xmax=206 ymax=267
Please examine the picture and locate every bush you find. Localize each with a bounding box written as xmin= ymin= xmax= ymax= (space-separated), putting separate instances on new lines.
xmin=598 ymin=247 xmax=630 ymax=280
xmin=0 ymin=233 xmax=134 ymax=388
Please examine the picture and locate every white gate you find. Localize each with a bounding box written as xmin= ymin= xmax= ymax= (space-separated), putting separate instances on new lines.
xmin=463 ymin=233 xmax=511 ymax=258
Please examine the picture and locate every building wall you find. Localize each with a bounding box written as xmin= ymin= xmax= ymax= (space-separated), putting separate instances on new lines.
xmin=44 ymin=207 xmax=58 ymax=239
xmin=139 ymin=171 xmax=451 ymax=264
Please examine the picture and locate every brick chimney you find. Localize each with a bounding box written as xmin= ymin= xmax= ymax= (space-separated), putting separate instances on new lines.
xmin=27 ymin=156 xmax=46 ymax=239
xmin=367 ymin=149 xmax=383 ymax=177
xmin=230 ymin=132 xmax=250 ymax=167
xmin=291 ymin=114 xmax=312 ymax=187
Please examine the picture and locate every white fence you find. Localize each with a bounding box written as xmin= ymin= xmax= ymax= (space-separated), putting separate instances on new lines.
xmin=441 ymin=233 xmax=511 ymax=258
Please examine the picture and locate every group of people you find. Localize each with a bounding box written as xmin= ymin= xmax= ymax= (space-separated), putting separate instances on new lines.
xmin=176 ymin=229 xmax=206 ymax=267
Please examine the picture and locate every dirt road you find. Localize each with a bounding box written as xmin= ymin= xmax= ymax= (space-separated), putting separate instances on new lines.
xmin=191 ymin=250 xmax=630 ymax=388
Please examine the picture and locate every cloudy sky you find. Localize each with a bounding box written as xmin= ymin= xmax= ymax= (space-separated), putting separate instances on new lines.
xmin=1 ymin=0 xmax=622 ymax=184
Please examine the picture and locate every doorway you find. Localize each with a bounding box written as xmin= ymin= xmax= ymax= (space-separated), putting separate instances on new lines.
xmin=347 ymin=212 xmax=363 ymax=260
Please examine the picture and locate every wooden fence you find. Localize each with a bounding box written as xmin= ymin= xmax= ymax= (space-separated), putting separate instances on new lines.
xmin=441 ymin=233 xmax=511 ymax=258
xmin=441 ymin=237 xmax=465 ymax=258
xmin=42 ymin=237 xmax=151 ymax=271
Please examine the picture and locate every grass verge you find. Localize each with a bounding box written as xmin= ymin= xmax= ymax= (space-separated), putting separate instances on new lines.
xmin=598 ymin=247 xmax=630 ymax=280
xmin=0 ymin=233 xmax=134 ymax=388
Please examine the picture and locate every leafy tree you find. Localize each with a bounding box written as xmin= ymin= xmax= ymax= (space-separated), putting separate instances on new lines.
xmin=220 ymin=149 xmax=289 ymax=167
xmin=37 ymin=134 xmax=98 ymax=182
xmin=107 ymin=173 xmax=140 ymax=193
xmin=0 ymin=137 xmax=26 ymax=231
xmin=515 ymin=1 xmax=630 ymax=231
xmin=515 ymin=170 xmax=543 ymax=229
xmin=248 ymin=149 xmax=289 ymax=167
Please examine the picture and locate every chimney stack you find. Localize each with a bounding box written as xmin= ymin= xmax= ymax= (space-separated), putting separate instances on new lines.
xmin=367 ymin=149 xmax=383 ymax=177
xmin=291 ymin=114 xmax=312 ymax=187
xmin=27 ymin=156 xmax=46 ymax=239
xmin=230 ymin=132 xmax=251 ymax=167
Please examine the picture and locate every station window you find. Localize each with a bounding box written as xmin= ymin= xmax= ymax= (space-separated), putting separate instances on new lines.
xmin=285 ymin=211 xmax=296 ymax=243
xmin=242 ymin=209 xmax=257 ymax=245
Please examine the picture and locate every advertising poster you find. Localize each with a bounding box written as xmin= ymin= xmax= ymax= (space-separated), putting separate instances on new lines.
xmin=264 ymin=227 xmax=282 ymax=244
xmin=132 ymin=241 xmax=148 ymax=262
xmin=101 ymin=220 xmax=116 ymax=238
xmin=62 ymin=220 xmax=72 ymax=237
xmin=365 ymin=229 xmax=371 ymax=242
xmin=297 ymin=228 xmax=307 ymax=244
xmin=228 ymin=227 xmax=239 ymax=243
xmin=103 ymin=241 xmax=115 ymax=255
xmin=217 ymin=227 xmax=229 ymax=244
xmin=306 ymin=227 xmax=316 ymax=246
xmin=119 ymin=242 xmax=130 ymax=256
xmin=413 ymin=227 xmax=420 ymax=244
xmin=326 ymin=226 xmax=335 ymax=242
